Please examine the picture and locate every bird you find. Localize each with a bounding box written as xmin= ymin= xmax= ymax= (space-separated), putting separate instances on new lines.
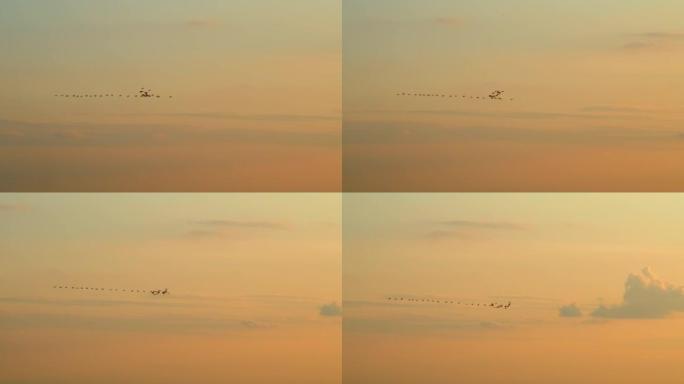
xmin=488 ymin=90 xmax=504 ymax=99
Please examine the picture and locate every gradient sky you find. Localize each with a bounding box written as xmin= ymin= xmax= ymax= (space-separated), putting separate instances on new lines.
xmin=343 ymin=0 xmax=684 ymax=191
xmin=0 ymin=193 xmax=341 ymax=383
xmin=0 ymin=0 xmax=340 ymax=191
xmin=343 ymin=194 xmax=684 ymax=383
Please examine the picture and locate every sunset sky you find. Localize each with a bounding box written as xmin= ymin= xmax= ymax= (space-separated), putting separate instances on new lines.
xmin=0 ymin=1 xmax=340 ymax=191
xmin=343 ymin=194 xmax=684 ymax=383
xmin=343 ymin=0 xmax=684 ymax=191
xmin=4 ymin=1 xmax=684 ymax=382
xmin=0 ymin=194 xmax=341 ymax=383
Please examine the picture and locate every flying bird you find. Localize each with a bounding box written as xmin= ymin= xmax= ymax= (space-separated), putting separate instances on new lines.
xmin=53 ymin=88 xmax=173 ymax=99
xmin=395 ymin=90 xmax=513 ymax=102
xmin=488 ymin=90 xmax=504 ymax=99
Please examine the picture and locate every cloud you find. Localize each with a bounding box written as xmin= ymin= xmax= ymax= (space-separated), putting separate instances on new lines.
xmin=622 ymin=32 xmax=684 ymax=51
xmin=354 ymin=16 xmax=465 ymax=31
xmin=119 ymin=112 xmax=339 ymax=122
xmin=193 ymin=220 xmax=286 ymax=230
xmin=426 ymin=220 xmax=522 ymax=239
xmin=559 ymin=303 xmax=582 ymax=317
xmin=240 ymin=320 xmax=274 ymax=329
xmin=0 ymin=203 xmax=29 ymax=212
xmin=433 ymin=17 xmax=463 ymax=28
xmin=592 ymin=268 xmax=684 ymax=319
xmin=437 ymin=220 xmax=522 ymax=230
xmin=343 ymin=118 xmax=682 ymax=149
xmin=0 ymin=118 xmax=338 ymax=148
xmin=184 ymin=19 xmax=221 ymax=29
xmin=580 ymin=106 xmax=654 ymax=114
xmin=186 ymin=219 xmax=288 ymax=237
xmin=0 ymin=296 xmax=199 ymax=309
xmin=319 ymin=302 xmax=342 ymax=317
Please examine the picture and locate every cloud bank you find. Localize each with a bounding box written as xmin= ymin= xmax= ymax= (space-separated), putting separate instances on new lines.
xmin=592 ymin=268 xmax=684 ymax=319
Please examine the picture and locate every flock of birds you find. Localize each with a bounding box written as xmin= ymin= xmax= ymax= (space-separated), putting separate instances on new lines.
xmin=395 ymin=89 xmax=513 ymax=101
xmin=386 ymin=296 xmax=512 ymax=310
xmin=53 ymin=88 xmax=173 ymax=99
xmin=53 ymin=285 xmax=169 ymax=296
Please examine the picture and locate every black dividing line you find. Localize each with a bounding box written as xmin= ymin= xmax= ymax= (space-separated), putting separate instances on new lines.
xmin=385 ymin=296 xmax=511 ymax=310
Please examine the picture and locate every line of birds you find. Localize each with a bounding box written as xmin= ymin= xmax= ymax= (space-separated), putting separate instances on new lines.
xmin=53 ymin=88 xmax=173 ymax=99
xmin=53 ymin=285 xmax=169 ymax=296
xmin=395 ymin=90 xmax=513 ymax=101
xmin=386 ymin=296 xmax=511 ymax=310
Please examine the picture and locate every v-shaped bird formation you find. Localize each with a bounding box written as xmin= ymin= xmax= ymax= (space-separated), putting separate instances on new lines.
xmin=395 ymin=90 xmax=514 ymax=101
xmin=53 ymin=88 xmax=173 ymax=99
xmin=53 ymin=285 xmax=169 ymax=296
xmin=386 ymin=296 xmax=512 ymax=310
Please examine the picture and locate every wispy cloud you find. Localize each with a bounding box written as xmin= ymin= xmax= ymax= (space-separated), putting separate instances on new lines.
xmin=193 ymin=220 xmax=286 ymax=230
xmin=622 ymin=32 xmax=684 ymax=51
xmin=436 ymin=220 xmax=522 ymax=230
xmin=118 ymin=112 xmax=339 ymax=122
xmin=0 ymin=203 xmax=29 ymax=212
xmin=187 ymin=219 xmax=287 ymax=237
xmin=240 ymin=320 xmax=275 ymax=329
xmin=0 ymin=296 xmax=199 ymax=309
xmin=580 ymin=106 xmax=656 ymax=114
xmin=426 ymin=220 xmax=523 ymax=239
xmin=433 ymin=17 xmax=463 ymax=28
xmin=344 ymin=119 xmax=684 ymax=147
xmin=0 ymin=118 xmax=338 ymax=148
xmin=184 ymin=18 xmax=221 ymax=30
xmin=592 ymin=268 xmax=684 ymax=319
xmin=354 ymin=16 xmax=465 ymax=30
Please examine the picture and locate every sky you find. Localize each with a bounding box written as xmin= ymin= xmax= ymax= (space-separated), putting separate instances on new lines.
xmin=0 ymin=0 xmax=340 ymax=191
xmin=343 ymin=193 xmax=684 ymax=383
xmin=0 ymin=193 xmax=341 ymax=383
xmin=343 ymin=0 xmax=684 ymax=191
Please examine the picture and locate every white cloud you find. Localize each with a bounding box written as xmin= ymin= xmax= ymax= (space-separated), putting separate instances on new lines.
xmin=592 ymin=268 xmax=684 ymax=319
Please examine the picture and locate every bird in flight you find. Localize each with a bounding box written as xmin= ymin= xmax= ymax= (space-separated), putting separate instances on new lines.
xmin=54 ymin=285 xmax=169 ymax=296
xmin=488 ymin=90 xmax=504 ymax=99
xmin=385 ymin=296 xmax=511 ymax=310
xmin=54 ymin=88 xmax=173 ymax=99
xmin=395 ymin=90 xmax=513 ymax=102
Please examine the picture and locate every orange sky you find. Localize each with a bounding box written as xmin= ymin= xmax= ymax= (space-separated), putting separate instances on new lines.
xmin=0 ymin=1 xmax=340 ymax=191
xmin=343 ymin=194 xmax=684 ymax=383
xmin=0 ymin=194 xmax=341 ymax=383
xmin=343 ymin=0 xmax=684 ymax=191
